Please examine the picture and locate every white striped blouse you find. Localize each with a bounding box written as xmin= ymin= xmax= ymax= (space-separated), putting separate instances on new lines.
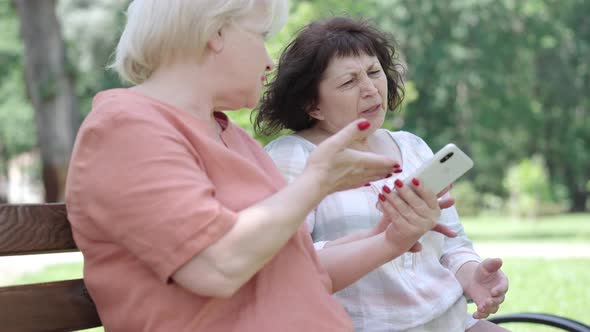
xmin=265 ymin=129 xmax=481 ymax=331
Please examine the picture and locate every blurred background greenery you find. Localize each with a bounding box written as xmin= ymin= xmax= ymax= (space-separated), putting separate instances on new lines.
xmin=0 ymin=0 xmax=589 ymax=330
xmin=1 ymin=0 xmax=589 ymax=217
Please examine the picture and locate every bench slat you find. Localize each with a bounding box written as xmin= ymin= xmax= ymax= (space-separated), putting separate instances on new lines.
xmin=0 ymin=203 xmax=77 ymax=256
xmin=0 ymin=279 xmax=102 ymax=332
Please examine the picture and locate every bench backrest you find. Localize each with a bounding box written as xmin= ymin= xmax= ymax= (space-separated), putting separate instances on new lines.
xmin=0 ymin=203 xmax=102 ymax=332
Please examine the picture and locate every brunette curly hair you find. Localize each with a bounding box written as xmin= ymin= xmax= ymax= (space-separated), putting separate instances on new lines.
xmin=254 ymin=17 xmax=405 ymax=136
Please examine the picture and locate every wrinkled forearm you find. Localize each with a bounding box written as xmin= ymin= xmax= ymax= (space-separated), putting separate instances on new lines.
xmin=323 ymin=229 xmax=377 ymax=248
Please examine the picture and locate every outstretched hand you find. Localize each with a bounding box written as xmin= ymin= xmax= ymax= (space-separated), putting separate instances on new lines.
xmin=464 ymin=258 xmax=509 ymax=319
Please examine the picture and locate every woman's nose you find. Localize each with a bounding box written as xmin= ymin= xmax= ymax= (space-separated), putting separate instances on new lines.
xmin=361 ymin=77 xmax=378 ymax=97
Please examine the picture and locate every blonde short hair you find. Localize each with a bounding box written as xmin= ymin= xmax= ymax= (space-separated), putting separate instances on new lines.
xmin=110 ymin=0 xmax=289 ymax=84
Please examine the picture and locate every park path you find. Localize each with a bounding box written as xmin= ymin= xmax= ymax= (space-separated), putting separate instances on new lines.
xmin=1 ymin=242 xmax=589 ymax=286
xmin=473 ymin=242 xmax=590 ymax=259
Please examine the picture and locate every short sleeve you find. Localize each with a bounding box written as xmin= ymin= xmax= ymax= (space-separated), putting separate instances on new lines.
xmin=71 ymin=110 xmax=237 ymax=283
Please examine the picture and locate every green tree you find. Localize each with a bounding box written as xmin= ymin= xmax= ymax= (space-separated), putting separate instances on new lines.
xmin=0 ymin=1 xmax=36 ymax=202
xmin=530 ymin=0 xmax=590 ymax=211
xmin=14 ymin=0 xmax=80 ymax=202
xmin=366 ymin=0 xmax=588 ymax=211
xmin=1 ymin=0 xmax=587 ymax=211
xmin=57 ymin=0 xmax=128 ymax=115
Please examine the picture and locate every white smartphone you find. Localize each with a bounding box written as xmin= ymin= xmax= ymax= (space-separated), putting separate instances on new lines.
xmin=404 ymin=143 xmax=474 ymax=194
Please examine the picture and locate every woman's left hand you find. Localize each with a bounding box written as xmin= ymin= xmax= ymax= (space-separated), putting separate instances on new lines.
xmin=464 ymin=258 xmax=509 ymax=319
xmin=374 ymin=180 xmax=457 ymax=252
xmin=373 ymin=196 xmax=456 ymax=252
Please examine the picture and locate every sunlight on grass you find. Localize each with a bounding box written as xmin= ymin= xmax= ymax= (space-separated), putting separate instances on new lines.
xmin=481 ymin=258 xmax=590 ymax=331
xmin=11 ymin=262 xmax=83 ymax=286
xmin=462 ymin=213 xmax=590 ymax=242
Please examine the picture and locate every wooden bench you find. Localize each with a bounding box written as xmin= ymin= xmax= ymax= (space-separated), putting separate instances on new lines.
xmin=0 ymin=203 xmax=102 ymax=332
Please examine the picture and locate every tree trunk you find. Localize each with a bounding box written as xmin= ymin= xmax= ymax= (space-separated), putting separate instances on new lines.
xmin=13 ymin=0 xmax=79 ymax=202
xmin=0 ymin=141 xmax=8 ymax=203
xmin=570 ymin=189 xmax=588 ymax=212
xmin=564 ymin=171 xmax=588 ymax=212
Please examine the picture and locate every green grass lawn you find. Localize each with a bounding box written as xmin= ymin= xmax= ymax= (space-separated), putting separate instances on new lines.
xmin=7 ymin=213 xmax=590 ymax=331
xmin=12 ymin=262 xmax=83 ymax=286
xmin=462 ymin=213 xmax=590 ymax=243
xmin=469 ymin=258 xmax=590 ymax=331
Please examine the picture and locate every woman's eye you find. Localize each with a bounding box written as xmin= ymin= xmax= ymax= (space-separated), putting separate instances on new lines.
xmin=341 ymin=79 xmax=354 ymax=87
xmin=368 ymin=70 xmax=381 ymax=76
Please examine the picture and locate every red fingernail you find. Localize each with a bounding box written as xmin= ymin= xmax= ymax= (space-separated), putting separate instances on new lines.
xmin=412 ymin=178 xmax=420 ymax=186
xmin=394 ymin=179 xmax=404 ymax=188
xmin=378 ymin=194 xmax=386 ymax=201
xmin=364 ymin=183 xmax=371 ymax=187
xmin=357 ymin=121 xmax=371 ymax=131
xmin=393 ymin=163 xmax=401 ymax=169
xmin=384 ymin=173 xmax=392 ymax=178
xmin=394 ymin=169 xmax=403 ymax=173
xmin=382 ymin=185 xmax=391 ymax=193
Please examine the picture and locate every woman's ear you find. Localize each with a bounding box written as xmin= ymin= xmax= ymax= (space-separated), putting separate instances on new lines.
xmin=307 ymin=107 xmax=324 ymax=121
xmin=207 ymin=28 xmax=225 ymax=53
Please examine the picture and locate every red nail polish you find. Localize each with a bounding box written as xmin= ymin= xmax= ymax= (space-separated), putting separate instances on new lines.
xmin=357 ymin=121 xmax=371 ymax=131
xmin=385 ymin=173 xmax=392 ymax=178
xmin=393 ymin=169 xmax=403 ymax=174
xmin=364 ymin=183 xmax=371 ymax=187
xmin=412 ymin=178 xmax=420 ymax=186
xmin=382 ymin=185 xmax=391 ymax=193
xmin=393 ymin=163 xmax=401 ymax=169
xmin=394 ymin=179 xmax=404 ymax=188
xmin=378 ymin=194 xmax=386 ymax=201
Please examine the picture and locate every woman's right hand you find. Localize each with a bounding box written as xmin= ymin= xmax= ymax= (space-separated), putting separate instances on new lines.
xmin=303 ymin=119 xmax=398 ymax=195
xmin=378 ymin=178 xmax=457 ymax=252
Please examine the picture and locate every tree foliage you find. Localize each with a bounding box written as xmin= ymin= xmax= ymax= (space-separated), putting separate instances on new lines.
xmin=0 ymin=0 xmax=588 ymax=211
xmin=0 ymin=1 xmax=36 ymax=162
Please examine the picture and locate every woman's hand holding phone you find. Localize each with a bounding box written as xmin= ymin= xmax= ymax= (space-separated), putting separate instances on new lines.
xmin=372 ymin=143 xmax=472 ymax=252
xmin=377 ymin=178 xmax=457 ymax=253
